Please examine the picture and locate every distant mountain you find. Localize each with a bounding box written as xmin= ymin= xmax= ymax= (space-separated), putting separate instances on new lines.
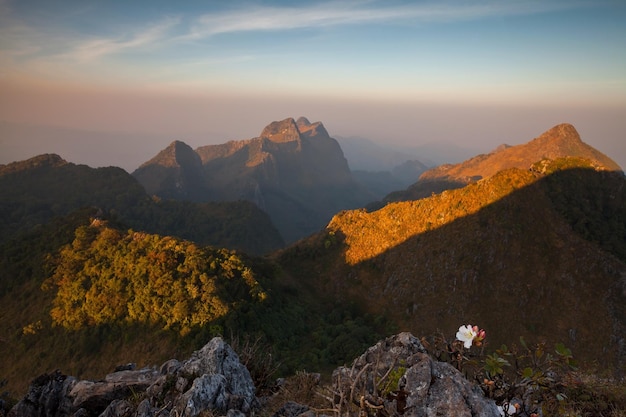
xmin=351 ymin=159 xmax=430 ymax=202
xmin=336 ymin=136 xmax=425 ymax=171
xmin=0 ymin=154 xmax=284 ymax=255
xmin=276 ymin=156 xmax=626 ymax=372
xmin=132 ymin=140 xmax=207 ymax=200
xmin=386 ymin=123 xmax=622 ymax=202
xmin=134 ymin=117 xmax=376 ymax=243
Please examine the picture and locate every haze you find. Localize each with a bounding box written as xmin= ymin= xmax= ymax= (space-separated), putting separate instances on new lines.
xmin=1 ymin=0 xmax=625 ymax=172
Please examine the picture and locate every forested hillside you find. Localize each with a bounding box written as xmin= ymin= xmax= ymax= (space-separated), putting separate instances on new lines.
xmin=276 ymin=157 xmax=626 ymax=373
xmin=0 ymin=212 xmax=386 ymax=397
xmin=0 ymin=154 xmax=284 ymax=255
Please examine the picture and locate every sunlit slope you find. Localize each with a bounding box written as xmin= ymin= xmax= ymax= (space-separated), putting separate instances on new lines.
xmin=277 ymin=158 xmax=626 ymax=372
xmin=387 ymin=123 xmax=622 ymax=202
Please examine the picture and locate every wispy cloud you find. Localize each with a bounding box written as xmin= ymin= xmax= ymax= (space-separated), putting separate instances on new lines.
xmin=183 ymin=0 xmax=589 ymax=39
xmin=71 ymin=16 xmax=181 ymax=61
xmin=0 ymin=0 xmax=596 ymax=77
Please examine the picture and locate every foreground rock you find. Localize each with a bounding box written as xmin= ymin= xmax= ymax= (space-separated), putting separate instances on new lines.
xmin=9 ymin=337 xmax=257 ymax=417
xmin=329 ymin=332 xmax=500 ymax=417
xmin=9 ymin=333 xmax=500 ymax=417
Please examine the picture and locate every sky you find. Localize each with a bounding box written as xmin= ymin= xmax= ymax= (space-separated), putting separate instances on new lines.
xmin=1 ymin=0 xmax=625 ymax=172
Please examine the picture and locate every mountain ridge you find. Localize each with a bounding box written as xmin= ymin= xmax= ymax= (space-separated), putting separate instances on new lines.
xmin=1 ymin=120 xmax=625 ymax=402
xmin=386 ymin=123 xmax=622 ymax=202
xmin=276 ymin=159 xmax=626 ymax=372
xmin=134 ymin=117 xmax=375 ymax=243
xmin=0 ymin=154 xmax=284 ymax=254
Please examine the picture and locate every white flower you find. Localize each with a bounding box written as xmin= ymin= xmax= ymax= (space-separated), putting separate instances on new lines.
xmin=497 ymin=403 xmax=518 ymax=416
xmin=456 ymin=324 xmax=477 ymax=349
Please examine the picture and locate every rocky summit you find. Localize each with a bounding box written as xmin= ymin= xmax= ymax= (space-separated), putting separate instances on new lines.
xmin=8 ymin=333 xmax=501 ymax=417
xmin=133 ymin=117 xmax=375 ymax=243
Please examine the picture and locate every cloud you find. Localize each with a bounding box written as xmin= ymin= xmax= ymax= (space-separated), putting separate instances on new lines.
xmin=0 ymin=0 xmax=597 ymax=81
xmin=182 ymin=0 xmax=589 ymax=39
xmin=70 ymin=16 xmax=181 ymax=61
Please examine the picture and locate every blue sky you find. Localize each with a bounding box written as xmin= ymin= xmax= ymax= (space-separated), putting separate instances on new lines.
xmin=1 ymin=0 xmax=625 ymax=170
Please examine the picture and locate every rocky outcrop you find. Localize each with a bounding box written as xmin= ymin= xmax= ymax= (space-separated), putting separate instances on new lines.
xmin=9 ymin=333 xmax=503 ymax=417
xmin=329 ymin=332 xmax=500 ymax=417
xmin=9 ymin=337 xmax=257 ymax=417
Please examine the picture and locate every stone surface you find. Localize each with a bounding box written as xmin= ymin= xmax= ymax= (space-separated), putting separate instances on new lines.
xmin=10 ymin=337 xmax=257 ymax=417
xmin=7 ymin=370 xmax=76 ymax=417
xmin=10 ymin=334 xmax=504 ymax=417
xmin=330 ymin=332 xmax=500 ymax=417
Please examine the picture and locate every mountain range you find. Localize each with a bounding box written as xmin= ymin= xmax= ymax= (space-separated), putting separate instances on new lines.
xmin=0 ymin=119 xmax=624 ymax=400
xmin=132 ymin=117 xmax=375 ymax=243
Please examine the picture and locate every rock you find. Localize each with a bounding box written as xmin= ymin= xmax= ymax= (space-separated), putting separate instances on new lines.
xmin=7 ymin=370 xmax=76 ymax=417
xmin=172 ymin=374 xmax=228 ymax=417
xmin=10 ymin=334 xmax=502 ymax=417
xmin=180 ymin=337 xmax=257 ymax=413
xmin=98 ymin=399 xmax=133 ymax=417
xmin=10 ymin=337 xmax=257 ymax=417
xmin=401 ymin=355 xmax=500 ymax=416
xmin=331 ymin=332 xmax=500 ymax=417
xmin=272 ymin=401 xmax=310 ymax=417
xmin=69 ymin=368 xmax=159 ymax=412
xmin=134 ymin=399 xmax=153 ymax=417
xmin=113 ymin=363 xmax=136 ymax=372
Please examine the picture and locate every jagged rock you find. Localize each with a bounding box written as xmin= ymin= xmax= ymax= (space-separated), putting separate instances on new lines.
xmin=10 ymin=337 xmax=257 ymax=417
xmin=172 ymin=374 xmax=228 ymax=417
xmin=98 ymin=399 xmax=133 ymax=417
xmin=179 ymin=337 xmax=257 ymax=413
xmin=69 ymin=368 xmax=159 ymax=412
xmin=134 ymin=399 xmax=153 ymax=417
xmin=401 ymin=355 xmax=499 ymax=416
xmin=7 ymin=370 xmax=76 ymax=417
xmin=331 ymin=332 xmax=500 ymax=417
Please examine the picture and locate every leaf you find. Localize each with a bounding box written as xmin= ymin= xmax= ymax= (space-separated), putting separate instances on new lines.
xmin=519 ymin=336 xmax=528 ymax=350
xmin=522 ymin=367 xmax=534 ymax=379
xmin=555 ymin=342 xmax=572 ymax=358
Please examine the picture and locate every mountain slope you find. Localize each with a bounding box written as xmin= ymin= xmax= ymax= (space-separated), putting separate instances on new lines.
xmin=132 ymin=140 xmax=207 ymax=201
xmin=134 ymin=117 xmax=375 ymax=243
xmin=0 ymin=154 xmax=284 ymax=254
xmin=276 ymin=158 xmax=626 ymax=373
xmin=386 ymin=123 xmax=622 ymax=202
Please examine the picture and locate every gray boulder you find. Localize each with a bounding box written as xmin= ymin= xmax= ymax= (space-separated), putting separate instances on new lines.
xmin=330 ymin=332 xmax=500 ymax=417
xmin=180 ymin=336 xmax=257 ymax=408
xmin=9 ymin=337 xmax=257 ymax=417
xmin=69 ymin=368 xmax=159 ymax=412
xmin=7 ymin=370 xmax=76 ymax=417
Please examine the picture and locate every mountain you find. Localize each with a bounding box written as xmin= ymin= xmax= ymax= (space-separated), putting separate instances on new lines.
xmin=386 ymin=123 xmax=622 ymax=202
xmin=132 ymin=140 xmax=207 ymax=200
xmin=336 ymin=137 xmax=430 ymax=200
xmin=2 ymin=121 xmax=625 ymax=403
xmin=336 ymin=136 xmax=424 ymax=172
xmin=133 ymin=117 xmax=376 ymax=243
xmin=275 ymin=153 xmax=626 ymax=373
xmin=0 ymin=154 xmax=284 ymax=255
